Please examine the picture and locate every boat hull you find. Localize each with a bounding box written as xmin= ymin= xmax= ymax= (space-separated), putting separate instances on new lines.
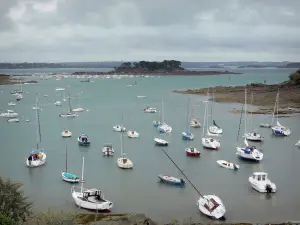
xmin=248 ymin=177 xmax=276 ymax=193
xmin=236 ymin=147 xmax=263 ymax=161
xmin=197 ymin=195 xmax=226 ymax=219
xmin=117 ymin=157 xmax=133 ymax=169
xmin=154 ymin=138 xmax=168 ymax=146
xmin=25 ymin=152 xmax=47 ymax=168
xmin=158 ymin=175 xmax=185 ymax=186
xmin=217 ymin=160 xmax=239 ymax=170
xmin=208 ymin=126 xmax=223 ymax=134
xmin=185 ymin=148 xmax=200 ymax=157
xmin=182 ymin=132 xmax=194 ymax=140
xmin=61 ymin=172 xmax=80 ymax=183
xmin=202 ymin=138 xmax=220 ymax=150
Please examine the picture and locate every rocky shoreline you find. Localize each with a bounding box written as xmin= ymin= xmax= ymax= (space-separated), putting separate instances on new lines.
xmin=0 ymin=74 xmax=37 ymax=85
xmin=173 ymin=82 xmax=300 ymax=115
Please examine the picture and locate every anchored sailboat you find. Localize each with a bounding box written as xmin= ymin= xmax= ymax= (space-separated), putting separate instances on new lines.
xmin=158 ymin=96 xmax=172 ymax=133
xmin=59 ymin=92 xmax=77 ymax=117
xmin=182 ymin=98 xmax=194 ymax=140
xmin=61 ymin=146 xmax=80 ymax=183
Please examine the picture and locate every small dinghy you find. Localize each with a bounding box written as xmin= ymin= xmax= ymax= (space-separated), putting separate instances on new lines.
xmin=143 ymin=107 xmax=157 ymax=113
xmin=244 ymin=132 xmax=264 ymax=142
xmin=197 ymin=195 xmax=226 ymax=219
xmin=182 ymin=130 xmax=194 ymax=140
xmin=185 ymin=147 xmax=200 ymax=157
xmin=61 ymin=147 xmax=79 ymax=183
xmin=295 ymin=140 xmax=300 ymax=147
xmin=8 ymin=102 xmax=16 ymax=106
xmin=113 ymin=125 xmax=126 ymax=132
xmin=137 ymin=95 xmax=146 ymax=98
xmin=127 ymin=130 xmax=139 ymax=138
xmin=154 ymin=138 xmax=168 ymax=146
xmin=260 ymin=123 xmax=271 ymax=128
xmin=248 ymin=172 xmax=276 ymax=193
xmin=217 ymin=160 xmax=239 ymax=170
xmin=102 ymin=143 xmax=114 ymax=156
xmin=153 ymin=120 xmax=162 ymax=127
xmin=158 ymin=174 xmax=185 ymax=186
xmin=72 ymin=107 xmax=84 ymax=112
xmin=7 ymin=118 xmax=19 ymax=123
xmin=72 ymin=157 xmax=113 ymax=211
xmin=61 ymin=129 xmax=72 ymax=137
xmin=55 ymin=101 xmax=62 ymax=106
xmin=78 ymin=134 xmax=90 ymax=146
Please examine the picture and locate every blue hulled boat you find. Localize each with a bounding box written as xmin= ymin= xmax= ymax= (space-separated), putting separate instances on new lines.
xmin=158 ymin=174 xmax=185 ymax=186
xmin=78 ymin=134 xmax=90 ymax=146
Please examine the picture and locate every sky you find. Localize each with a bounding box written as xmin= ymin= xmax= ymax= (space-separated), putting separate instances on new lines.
xmin=0 ymin=0 xmax=299 ymax=62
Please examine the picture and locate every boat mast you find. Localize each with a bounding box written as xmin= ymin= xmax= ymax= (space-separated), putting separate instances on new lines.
xmin=202 ymin=100 xmax=207 ymax=138
xmin=210 ymin=88 xmax=214 ymax=125
xmin=244 ymin=88 xmax=247 ymax=135
xmin=68 ymin=92 xmax=72 ymax=113
xmin=35 ymin=94 xmax=41 ymax=150
xmin=80 ymin=157 xmax=84 ymax=193
xmin=160 ymin=148 xmax=204 ymax=198
xmin=120 ymin=114 xmax=124 ymax=156
xmin=161 ymin=96 xmax=164 ymax=123
xmin=271 ymin=91 xmax=279 ymax=125
xmin=65 ymin=146 xmax=68 ymax=172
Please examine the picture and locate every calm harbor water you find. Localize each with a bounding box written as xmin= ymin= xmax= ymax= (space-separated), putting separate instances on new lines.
xmin=0 ymin=68 xmax=300 ymax=223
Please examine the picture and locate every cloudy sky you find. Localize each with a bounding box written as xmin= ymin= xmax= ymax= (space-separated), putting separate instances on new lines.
xmin=0 ymin=0 xmax=299 ymax=62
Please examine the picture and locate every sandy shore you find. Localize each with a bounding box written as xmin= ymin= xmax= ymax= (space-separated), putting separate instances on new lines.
xmin=173 ymin=82 xmax=300 ymax=115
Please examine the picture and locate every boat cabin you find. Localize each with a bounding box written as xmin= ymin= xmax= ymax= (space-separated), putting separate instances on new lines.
xmin=190 ymin=148 xmax=195 ymax=152
xmin=122 ymin=158 xmax=128 ymax=164
xmin=204 ymin=197 xmax=220 ymax=212
xmin=222 ymin=162 xmax=232 ymax=167
xmin=252 ymin=172 xmax=268 ymax=182
xmin=83 ymin=189 xmax=105 ymax=202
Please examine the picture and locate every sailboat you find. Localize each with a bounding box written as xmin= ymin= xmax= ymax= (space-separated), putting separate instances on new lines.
xmin=158 ymin=96 xmax=172 ymax=133
xmin=72 ymin=93 xmax=85 ymax=112
xmin=236 ymin=89 xmax=263 ymax=161
xmin=201 ymin=100 xmax=220 ymax=150
xmin=208 ymin=90 xmax=222 ymax=135
xmin=153 ymin=100 xmax=162 ymax=127
xmin=61 ymin=146 xmax=80 ymax=183
xmin=271 ymin=91 xmax=291 ymax=136
xmin=243 ymin=91 xmax=264 ymax=141
xmin=24 ymin=95 xmax=47 ymax=167
xmin=160 ymin=148 xmax=226 ymax=220
xmin=117 ymin=119 xmax=133 ymax=169
xmin=182 ymin=99 xmax=194 ymax=140
xmin=59 ymin=92 xmax=77 ymax=117
xmin=11 ymin=79 xmax=23 ymax=94
xmin=71 ymin=157 xmax=113 ymax=211
xmin=190 ymin=105 xmax=201 ymax=128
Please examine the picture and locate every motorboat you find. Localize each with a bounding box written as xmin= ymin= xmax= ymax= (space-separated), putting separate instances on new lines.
xmin=72 ymin=107 xmax=84 ymax=112
xmin=260 ymin=123 xmax=271 ymax=128
xmin=61 ymin=147 xmax=79 ymax=183
xmin=117 ymin=131 xmax=133 ymax=169
xmin=102 ymin=144 xmax=114 ymax=156
xmin=185 ymin=147 xmax=200 ymax=157
xmin=113 ymin=125 xmax=126 ymax=132
xmin=154 ymin=138 xmax=169 ymax=146
xmin=59 ymin=112 xmax=77 ymax=117
xmin=55 ymin=101 xmax=62 ymax=106
xmin=295 ymin=140 xmax=300 ymax=147
xmin=137 ymin=95 xmax=146 ymax=98
xmin=190 ymin=118 xmax=201 ymax=128
xmin=248 ymin=172 xmax=276 ymax=193
xmin=152 ymin=120 xmax=162 ymax=127
xmin=143 ymin=107 xmax=157 ymax=113
xmin=208 ymin=120 xmax=223 ymax=134
xmin=182 ymin=130 xmax=194 ymax=140
xmin=236 ymin=139 xmax=263 ymax=161
xmin=271 ymin=121 xmax=291 ymax=136
xmin=244 ymin=132 xmax=264 ymax=142
xmin=32 ymin=106 xmax=41 ymax=110
xmin=127 ymin=130 xmax=139 ymax=138
xmin=158 ymin=174 xmax=185 ymax=186
xmin=71 ymin=157 xmax=113 ymax=211
xmin=78 ymin=134 xmax=90 ymax=146
xmin=7 ymin=118 xmax=19 ymax=123
xmin=0 ymin=111 xmax=18 ymax=118
xmin=8 ymin=102 xmax=16 ymax=106
xmin=197 ymin=195 xmax=226 ymax=220
xmin=202 ymin=137 xmax=220 ymax=150
xmin=61 ymin=129 xmax=72 ymax=137
xmin=55 ymin=87 xmax=65 ymax=91
xmin=216 ymin=160 xmax=239 ymax=170
xmin=158 ymin=123 xmax=172 ymax=133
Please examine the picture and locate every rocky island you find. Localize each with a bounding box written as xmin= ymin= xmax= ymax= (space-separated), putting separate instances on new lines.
xmin=174 ymin=70 xmax=300 ymax=115
xmin=0 ymin=74 xmax=38 ymax=85
xmin=72 ymin=60 xmax=242 ymax=76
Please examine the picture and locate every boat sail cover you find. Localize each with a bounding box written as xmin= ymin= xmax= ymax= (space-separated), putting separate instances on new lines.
xmin=213 ymin=120 xmax=219 ymax=128
xmin=276 ymin=121 xmax=284 ymax=128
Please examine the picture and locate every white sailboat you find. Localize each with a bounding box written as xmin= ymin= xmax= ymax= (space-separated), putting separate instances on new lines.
xmin=271 ymin=91 xmax=291 ymax=136
xmin=236 ymin=89 xmax=263 ymax=161
xmin=113 ymin=114 xmax=126 ymax=132
xmin=243 ymin=91 xmax=264 ymax=141
xmin=190 ymin=105 xmax=201 ymax=128
xmin=61 ymin=129 xmax=72 ymax=137
xmin=72 ymin=93 xmax=85 ymax=112
xmin=25 ymin=95 xmax=47 ymax=167
xmin=208 ymin=90 xmax=222 ymax=135
xmin=61 ymin=146 xmax=80 ymax=183
xmin=182 ymin=99 xmax=194 ymax=140
xmin=158 ymin=96 xmax=172 ymax=133
xmin=71 ymin=157 xmax=113 ymax=211
xmin=201 ymin=100 xmax=220 ymax=150
xmin=117 ymin=120 xmax=133 ymax=169
xmin=59 ymin=92 xmax=77 ymax=118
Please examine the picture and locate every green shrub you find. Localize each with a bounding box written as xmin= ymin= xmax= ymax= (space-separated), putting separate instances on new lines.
xmin=289 ymin=69 xmax=300 ymax=84
xmin=0 ymin=213 xmax=14 ymax=225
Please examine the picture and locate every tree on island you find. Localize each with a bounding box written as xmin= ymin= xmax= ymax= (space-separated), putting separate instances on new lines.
xmin=116 ymin=60 xmax=183 ymax=71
